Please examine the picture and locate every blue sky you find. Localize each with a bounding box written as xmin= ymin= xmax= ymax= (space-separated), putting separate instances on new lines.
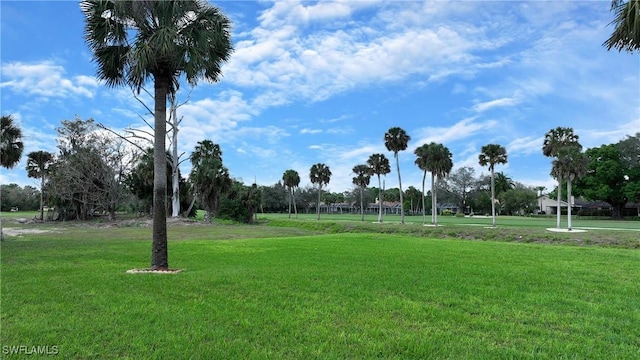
xmin=1 ymin=1 xmax=639 ymax=194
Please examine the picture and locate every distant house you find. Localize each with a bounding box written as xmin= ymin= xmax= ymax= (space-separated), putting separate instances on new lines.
xmin=537 ymin=195 xmax=570 ymax=215
xmin=539 ymin=195 xmax=640 ymax=217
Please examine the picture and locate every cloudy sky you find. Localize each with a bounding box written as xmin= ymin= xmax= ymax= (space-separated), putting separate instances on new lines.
xmin=1 ymin=1 xmax=638 ymax=194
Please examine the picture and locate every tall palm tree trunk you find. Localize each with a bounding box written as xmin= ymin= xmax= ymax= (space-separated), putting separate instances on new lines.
xmin=359 ymin=187 xmax=364 ymax=222
xmin=292 ymin=189 xmax=298 ymax=219
xmin=421 ymin=170 xmax=427 ymax=225
xmin=288 ymin=188 xmax=292 ymax=219
xmin=170 ymin=106 xmax=180 ymax=218
xmin=395 ymin=154 xmax=405 ymax=224
xmin=316 ymin=186 xmax=322 ymax=220
xmin=556 ymin=176 xmax=562 ymax=229
xmin=377 ymin=175 xmax=383 ymax=222
xmin=491 ymin=168 xmax=496 ymax=228
xmin=39 ymin=175 xmax=45 ymax=221
xmin=151 ymin=75 xmax=169 ymax=270
xmin=431 ymin=173 xmax=437 ymax=225
xmin=567 ymin=179 xmax=573 ymax=231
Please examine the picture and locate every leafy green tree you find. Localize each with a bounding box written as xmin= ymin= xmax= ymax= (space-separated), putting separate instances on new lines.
xmin=26 ymin=151 xmax=55 ymax=220
xmin=282 ymin=169 xmax=300 ymax=219
xmin=499 ymin=184 xmax=538 ymax=216
xmin=367 ymin=153 xmax=391 ymax=222
xmin=352 ymin=164 xmax=372 ymax=221
xmin=617 ymin=133 xmax=640 ymax=202
xmin=403 ymin=186 xmax=423 ymax=215
xmin=494 ymin=172 xmax=515 ymax=196
xmin=189 ymin=140 xmax=231 ymax=223
xmin=542 ymin=127 xmax=581 ymax=228
xmin=218 ymin=181 xmax=260 ymax=223
xmin=604 ymin=0 xmax=640 ymax=52
xmin=82 ymin=0 xmax=233 ymax=269
xmin=574 ymin=144 xmax=630 ymax=219
xmin=309 ymin=163 xmax=331 ymax=220
xmin=445 ymin=166 xmax=476 ymax=215
xmin=384 ymin=127 xmax=411 ymax=224
xmin=479 ymin=144 xmax=508 ymax=228
xmin=551 ymin=147 xmax=589 ymax=230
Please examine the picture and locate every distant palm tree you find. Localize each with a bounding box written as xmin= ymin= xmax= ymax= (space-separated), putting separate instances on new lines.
xmin=426 ymin=143 xmax=453 ymax=226
xmin=352 ymin=164 xmax=372 ymax=222
xmin=190 ymin=140 xmax=231 ymax=223
xmin=0 ymin=115 xmax=24 ymax=169
xmin=367 ymin=153 xmax=391 ymax=222
xmin=479 ymin=144 xmax=508 ymax=228
xmin=82 ymin=0 xmax=233 ymax=270
xmin=309 ymin=163 xmax=331 ymax=220
xmin=414 ymin=144 xmax=430 ymax=225
xmin=551 ymin=147 xmax=589 ymax=230
xmin=384 ymin=127 xmax=411 ymax=224
xmin=542 ymin=127 xmax=581 ymax=229
xmin=604 ymin=0 xmax=640 ymax=53
xmin=282 ymin=169 xmax=300 ymax=219
xmin=26 ymin=151 xmax=55 ymax=220
xmin=494 ymin=172 xmax=515 ymax=196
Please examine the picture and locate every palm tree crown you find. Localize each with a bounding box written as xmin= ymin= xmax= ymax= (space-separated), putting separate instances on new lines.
xmin=81 ymin=0 xmax=233 ymax=93
xmin=478 ymin=144 xmax=508 ymax=172
xmin=542 ymin=127 xmax=581 ymax=158
xmin=604 ymin=0 xmax=640 ymax=53
xmin=1 ymin=115 xmax=24 ymax=169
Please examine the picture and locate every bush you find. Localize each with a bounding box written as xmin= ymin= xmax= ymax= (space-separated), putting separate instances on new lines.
xmin=455 ymin=212 xmax=465 ymax=218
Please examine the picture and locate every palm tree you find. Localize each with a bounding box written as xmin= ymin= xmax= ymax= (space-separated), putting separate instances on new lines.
xmin=384 ymin=127 xmax=411 ymax=224
xmin=479 ymin=144 xmax=508 ymax=228
xmin=309 ymin=163 xmax=332 ymax=220
xmin=189 ymin=140 xmax=231 ymax=223
xmin=26 ymin=151 xmax=55 ymax=220
xmin=1 ymin=115 xmax=24 ymax=241
xmin=82 ymin=0 xmax=233 ymax=270
xmin=282 ymin=169 xmax=300 ymax=219
xmin=367 ymin=153 xmax=391 ymax=222
xmin=542 ymin=127 xmax=581 ymax=229
xmin=414 ymin=144 xmax=430 ymax=225
xmin=352 ymin=164 xmax=372 ymax=222
xmin=604 ymin=0 xmax=640 ymax=52
xmin=494 ymin=172 xmax=515 ymax=196
xmin=1 ymin=115 xmax=24 ymax=169
xmin=426 ymin=143 xmax=453 ymax=226
xmin=551 ymin=148 xmax=589 ymax=230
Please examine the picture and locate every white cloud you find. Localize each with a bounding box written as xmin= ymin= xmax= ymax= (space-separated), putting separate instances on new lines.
xmin=0 ymin=61 xmax=97 ymax=98
xmin=413 ymin=117 xmax=498 ymax=148
xmin=300 ymin=128 xmax=322 ymax=135
xmin=473 ymin=90 xmax=523 ymax=113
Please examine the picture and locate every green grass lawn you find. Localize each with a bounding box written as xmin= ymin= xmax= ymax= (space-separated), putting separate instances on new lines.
xmin=1 ymin=219 xmax=639 ymax=359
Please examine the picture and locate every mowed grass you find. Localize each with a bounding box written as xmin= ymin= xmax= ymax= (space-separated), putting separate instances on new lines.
xmin=1 ymin=222 xmax=639 ymax=359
